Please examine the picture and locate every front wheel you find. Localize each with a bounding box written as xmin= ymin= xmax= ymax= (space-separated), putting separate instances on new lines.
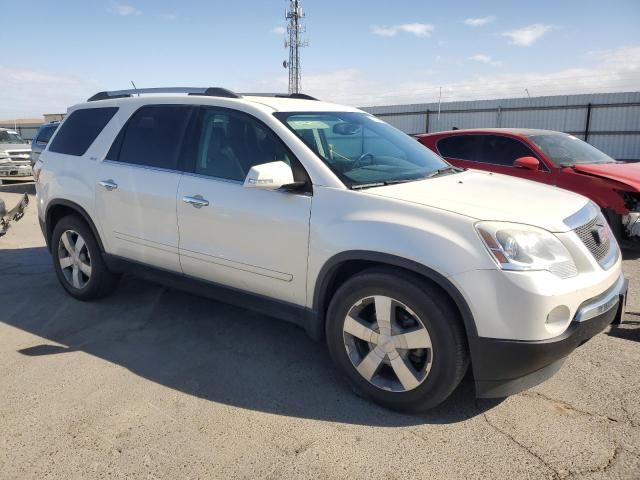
xmin=326 ymin=268 xmax=469 ymax=412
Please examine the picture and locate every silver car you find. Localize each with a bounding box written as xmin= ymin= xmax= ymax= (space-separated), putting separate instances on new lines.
xmin=0 ymin=128 xmax=32 ymax=180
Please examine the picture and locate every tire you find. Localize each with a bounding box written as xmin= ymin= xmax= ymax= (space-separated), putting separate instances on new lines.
xmin=51 ymin=215 xmax=120 ymax=300
xmin=602 ymin=208 xmax=624 ymax=242
xmin=326 ymin=268 xmax=469 ymax=413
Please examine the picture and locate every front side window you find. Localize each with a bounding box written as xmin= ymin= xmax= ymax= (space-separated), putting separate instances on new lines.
xmin=191 ymin=108 xmax=293 ymax=182
xmin=481 ymin=135 xmax=537 ymax=166
xmin=275 ymin=112 xmax=450 ymax=187
xmin=49 ymin=108 xmax=118 ymax=156
xmin=528 ymin=133 xmax=615 ymax=166
xmin=109 ymin=105 xmax=194 ymax=170
xmin=0 ymin=130 xmax=28 ymax=144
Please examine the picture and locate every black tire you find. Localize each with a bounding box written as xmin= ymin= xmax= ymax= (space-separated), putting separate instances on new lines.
xmin=603 ymin=208 xmax=623 ymax=242
xmin=51 ymin=214 xmax=120 ymax=300
xmin=326 ymin=267 xmax=469 ymax=413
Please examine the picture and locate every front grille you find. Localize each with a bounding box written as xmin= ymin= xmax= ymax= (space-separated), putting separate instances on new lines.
xmin=574 ymin=215 xmax=611 ymax=264
xmin=6 ymin=150 xmax=31 ymax=164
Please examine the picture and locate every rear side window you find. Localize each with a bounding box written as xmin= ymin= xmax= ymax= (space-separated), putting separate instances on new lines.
xmin=108 ymin=105 xmax=194 ymax=170
xmin=49 ymin=108 xmax=118 ymax=156
xmin=436 ymin=135 xmax=484 ymax=161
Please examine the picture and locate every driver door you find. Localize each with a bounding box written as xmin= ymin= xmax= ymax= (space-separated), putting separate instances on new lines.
xmin=177 ymin=107 xmax=312 ymax=306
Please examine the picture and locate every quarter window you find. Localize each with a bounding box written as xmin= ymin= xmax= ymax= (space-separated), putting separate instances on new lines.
xmin=49 ymin=108 xmax=118 ymax=156
xmin=109 ymin=105 xmax=194 ymax=170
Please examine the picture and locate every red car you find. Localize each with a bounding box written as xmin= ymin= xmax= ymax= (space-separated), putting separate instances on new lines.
xmin=417 ymin=128 xmax=640 ymax=243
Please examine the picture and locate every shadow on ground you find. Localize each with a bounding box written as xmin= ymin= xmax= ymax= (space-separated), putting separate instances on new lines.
xmin=0 ymin=181 xmax=35 ymax=195
xmin=0 ymin=246 xmax=501 ymax=426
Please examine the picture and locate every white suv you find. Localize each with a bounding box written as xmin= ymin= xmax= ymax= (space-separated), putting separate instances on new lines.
xmin=34 ymin=87 xmax=627 ymax=412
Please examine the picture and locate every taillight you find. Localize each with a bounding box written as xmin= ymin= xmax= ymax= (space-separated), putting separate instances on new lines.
xmin=33 ymin=161 xmax=43 ymax=183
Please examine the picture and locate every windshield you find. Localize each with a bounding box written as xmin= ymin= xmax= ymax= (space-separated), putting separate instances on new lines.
xmin=528 ymin=133 xmax=615 ymax=166
xmin=274 ymin=111 xmax=451 ymax=187
xmin=0 ymin=130 xmax=27 ymax=144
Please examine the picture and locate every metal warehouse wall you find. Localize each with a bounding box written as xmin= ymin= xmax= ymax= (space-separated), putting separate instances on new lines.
xmin=361 ymin=91 xmax=640 ymax=160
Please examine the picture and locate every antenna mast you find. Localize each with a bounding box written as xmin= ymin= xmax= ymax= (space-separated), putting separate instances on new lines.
xmin=284 ymin=0 xmax=308 ymax=94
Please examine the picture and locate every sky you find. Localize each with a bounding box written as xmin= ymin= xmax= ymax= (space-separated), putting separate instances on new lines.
xmin=1 ymin=0 xmax=639 ymax=118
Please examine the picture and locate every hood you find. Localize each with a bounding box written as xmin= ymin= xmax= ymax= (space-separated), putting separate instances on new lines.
xmin=572 ymin=162 xmax=640 ymax=190
xmin=0 ymin=143 xmax=31 ymax=152
xmin=366 ymin=170 xmax=589 ymax=232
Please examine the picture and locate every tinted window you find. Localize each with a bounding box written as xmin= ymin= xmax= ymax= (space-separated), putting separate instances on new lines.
xmin=49 ymin=108 xmax=118 ymax=156
xmin=192 ymin=108 xmax=292 ymax=181
xmin=482 ymin=135 xmax=536 ymax=166
xmin=110 ymin=105 xmax=194 ymax=170
xmin=36 ymin=125 xmax=57 ymax=144
xmin=437 ymin=134 xmax=535 ymax=166
xmin=437 ymin=135 xmax=484 ymax=161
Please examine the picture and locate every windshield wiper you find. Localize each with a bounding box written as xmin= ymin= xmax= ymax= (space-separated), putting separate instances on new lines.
xmin=423 ymin=166 xmax=461 ymax=179
xmin=351 ymin=182 xmax=386 ymax=190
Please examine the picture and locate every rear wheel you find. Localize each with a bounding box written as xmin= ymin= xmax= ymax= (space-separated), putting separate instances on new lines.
xmin=52 ymin=215 xmax=120 ymax=300
xmin=326 ymin=268 xmax=468 ymax=412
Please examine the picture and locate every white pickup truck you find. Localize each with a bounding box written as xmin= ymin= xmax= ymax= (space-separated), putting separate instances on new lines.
xmin=0 ymin=128 xmax=33 ymax=181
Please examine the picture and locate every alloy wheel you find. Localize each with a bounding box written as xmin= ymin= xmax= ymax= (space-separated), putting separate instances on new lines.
xmin=342 ymin=295 xmax=433 ymax=392
xmin=57 ymin=230 xmax=92 ymax=289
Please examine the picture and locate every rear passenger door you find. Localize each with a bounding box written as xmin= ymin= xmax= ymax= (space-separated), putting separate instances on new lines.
xmin=95 ymin=105 xmax=195 ymax=272
xmin=176 ymin=107 xmax=312 ymax=306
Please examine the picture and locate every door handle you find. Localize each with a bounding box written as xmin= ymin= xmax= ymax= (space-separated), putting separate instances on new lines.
xmin=183 ymin=195 xmax=209 ymax=208
xmin=99 ymin=179 xmax=118 ymax=191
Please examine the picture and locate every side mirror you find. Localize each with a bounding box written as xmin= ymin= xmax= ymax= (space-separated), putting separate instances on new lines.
xmin=514 ymin=156 xmax=541 ymax=170
xmin=243 ymin=161 xmax=295 ymax=190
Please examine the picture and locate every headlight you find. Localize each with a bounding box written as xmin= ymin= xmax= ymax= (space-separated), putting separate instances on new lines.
xmin=476 ymin=221 xmax=577 ymax=278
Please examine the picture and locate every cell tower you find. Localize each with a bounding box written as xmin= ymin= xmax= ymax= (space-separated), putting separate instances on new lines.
xmin=283 ymin=0 xmax=308 ymax=94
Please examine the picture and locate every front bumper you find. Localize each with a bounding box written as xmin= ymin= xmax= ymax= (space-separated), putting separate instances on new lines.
xmin=471 ymin=273 xmax=628 ymax=398
xmin=0 ymin=163 xmax=33 ymax=178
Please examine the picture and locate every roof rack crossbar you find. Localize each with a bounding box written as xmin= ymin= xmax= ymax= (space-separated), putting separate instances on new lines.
xmin=87 ymin=87 xmax=241 ymax=102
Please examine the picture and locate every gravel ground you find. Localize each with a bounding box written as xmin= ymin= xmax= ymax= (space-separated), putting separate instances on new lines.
xmin=1 ymin=182 xmax=639 ymax=479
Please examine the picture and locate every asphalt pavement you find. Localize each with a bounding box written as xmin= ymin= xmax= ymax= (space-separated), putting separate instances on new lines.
xmin=1 ymin=182 xmax=639 ymax=479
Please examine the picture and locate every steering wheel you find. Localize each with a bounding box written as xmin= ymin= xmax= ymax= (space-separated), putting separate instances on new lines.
xmin=352 ymin=152 xmax=375 ymax=170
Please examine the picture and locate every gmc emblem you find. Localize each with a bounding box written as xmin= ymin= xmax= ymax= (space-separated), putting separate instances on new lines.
xmin=592 ymin=224 xmax=609 ymax=245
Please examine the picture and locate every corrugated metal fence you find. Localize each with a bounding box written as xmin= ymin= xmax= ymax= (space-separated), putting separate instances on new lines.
xmin=361 ymin=91 xmax=640 ymax=160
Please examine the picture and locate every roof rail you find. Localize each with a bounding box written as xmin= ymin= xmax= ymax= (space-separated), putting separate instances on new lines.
xmin=87 ymin=87 xmax=241 ymax=102
xmin=87 ymin=88 xmax=318 ymax=102
xmin=241 ymin=93 xmax=319 ymax=101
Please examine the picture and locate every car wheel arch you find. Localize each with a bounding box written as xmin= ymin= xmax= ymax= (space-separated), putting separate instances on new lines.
xmin=312 ymin=250 xmax=478 ymax=341
xmin=45 ymin=200 xmax=105 ymax=253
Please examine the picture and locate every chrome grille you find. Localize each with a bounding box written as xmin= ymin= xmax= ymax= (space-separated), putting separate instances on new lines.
xmin=6 ymin=150 xmax=31 ymax=164
xmin=574 ymin=215 xmax=611 ymax=263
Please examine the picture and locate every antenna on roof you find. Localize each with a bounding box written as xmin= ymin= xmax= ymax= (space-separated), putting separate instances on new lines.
xmin=131 ymin=80 xmax=140 ymax=96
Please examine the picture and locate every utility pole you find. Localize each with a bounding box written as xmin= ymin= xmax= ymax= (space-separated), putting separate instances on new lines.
xmin=283 ymin=0 xmax=308 ymax=94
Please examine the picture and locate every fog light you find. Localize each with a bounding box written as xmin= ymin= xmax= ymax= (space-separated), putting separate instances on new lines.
xmin=546 ymin=305 xmax=571 ymax=325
